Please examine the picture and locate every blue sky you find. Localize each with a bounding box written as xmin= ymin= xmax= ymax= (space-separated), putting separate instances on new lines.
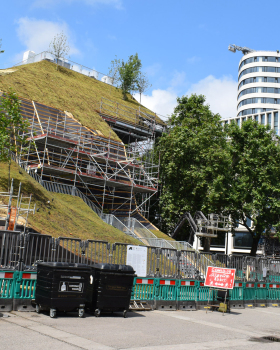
xmin=0 ymin=0 xmax=279 ymax=120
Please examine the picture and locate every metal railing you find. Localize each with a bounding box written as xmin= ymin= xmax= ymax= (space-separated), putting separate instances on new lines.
xmin=2 ymin=230 xmax=280 ymax=280
xmin=101 ymin=214 xmax=145 ymax=243
xmin=14 ymin=51 xmax=111 ymax=83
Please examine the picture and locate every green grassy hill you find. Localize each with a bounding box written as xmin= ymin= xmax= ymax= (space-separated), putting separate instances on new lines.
xmin=0 ymin=60 xmax=165 ymax=140
xmin=0 ymin=162 xmax=140 ymax=244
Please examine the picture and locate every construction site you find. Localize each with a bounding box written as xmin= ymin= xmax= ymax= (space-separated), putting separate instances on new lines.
xmin=0 ymin=53 xmax=171 ymax=246
xmin=2 ymin=52 xmax=280 ymax=318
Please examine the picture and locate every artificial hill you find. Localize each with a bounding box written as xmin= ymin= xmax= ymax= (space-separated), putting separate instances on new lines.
xmin=0 ymin=59 xmax=171 ymax=243
xmin=0 ymin=60 xmax=165 ymax=141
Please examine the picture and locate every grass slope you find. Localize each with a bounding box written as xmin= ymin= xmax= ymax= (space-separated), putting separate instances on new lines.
xmin=0 ymin=162 xmax=140 ymax=244
xmin=150 ymin=229 xmax=175 ymax=241
xmin=0 ymin=61 xmax=165 ymax=140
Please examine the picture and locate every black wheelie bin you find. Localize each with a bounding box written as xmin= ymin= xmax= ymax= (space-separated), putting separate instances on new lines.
xmin=89 ymin=263 xmax=135 ymax=318
xmin=35 ymin=262 xmax=93 ymax=318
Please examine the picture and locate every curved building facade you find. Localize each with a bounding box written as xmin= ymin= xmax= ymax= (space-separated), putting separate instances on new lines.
xmin=238 ymin=51 xmax=280 ymax=116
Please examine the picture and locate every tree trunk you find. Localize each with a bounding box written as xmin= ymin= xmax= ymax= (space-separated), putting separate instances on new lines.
xmin=250 ymin=236 xmax=259 ymax=256
xmin=203 ymin=238 xmax=211 ymax=252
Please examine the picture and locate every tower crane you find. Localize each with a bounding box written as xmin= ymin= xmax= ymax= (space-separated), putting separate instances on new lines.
xmin=228 ymin=44 xmax=255 ymax=55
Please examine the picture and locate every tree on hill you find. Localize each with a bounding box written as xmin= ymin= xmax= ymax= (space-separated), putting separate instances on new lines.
xmin=49 ymin=32 xmax=70 ymax=70
xmin=108 ymin=55 xmax=121 ymax=94
xmin=137 ymin=72 xmax=151 ymax=104
xmin=110 ymin=53 xmax=142 ymax=100
xmin=0 ymin=89 xmax=29 ymax=190
xmin=224 ymin=120 xmax=280 ymax=256
xmin=157 ymin=94 xmax=230 ymax=247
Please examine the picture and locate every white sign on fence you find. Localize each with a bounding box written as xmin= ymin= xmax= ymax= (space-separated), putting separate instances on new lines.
xmin=126 ymin=245 xmax=147 ymax=277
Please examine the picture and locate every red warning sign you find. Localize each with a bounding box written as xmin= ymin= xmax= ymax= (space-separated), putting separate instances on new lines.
xmin=204 ymin=267 xmax=236 ymax=289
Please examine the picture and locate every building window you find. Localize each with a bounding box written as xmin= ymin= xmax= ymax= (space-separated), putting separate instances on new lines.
xmin=261 ymin=114 xmax=265 ymax=124
xmin=233 ymin=232 xmax=253 ymax=249
xmin=274 ymin=112 xmax=278 ymax=132
xmin=268 ymin=113 xmax=271 ymax=128
xmin=211 ymin=232 xmax=226 ymax=248
xmin=254 ymin=115 xmax=259 ymax=122
xmin=236 ymin=118 xmax=240 ymax=126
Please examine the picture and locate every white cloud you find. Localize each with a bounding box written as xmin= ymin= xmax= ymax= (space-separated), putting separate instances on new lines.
xmin=135 ymin=74 xmax=238 ymax=121
xmin=170 ymin=71 xmax=186 ymax=88
xmin=135 ymin=89 xmax=177 ymax=121
xmin=186 ymin=75 xmax=238 ymax=119
xmin=16 ymin=17 xmax=79 ymax=56
xmin=32 ymin=0 xmax=123 ymax=9
xmin=187 ymin=56 xmax=201 ymax=64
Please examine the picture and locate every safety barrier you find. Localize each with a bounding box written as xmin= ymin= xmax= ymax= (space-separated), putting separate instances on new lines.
xmin=267 ymin=283 xmax=280 ymax=307
xmin=13 ymin=271 xmax=37 ymax=311
xmin=0 ymin=271 xmax=17 ymax=311
xmin=177 ymin=280 xmax=196 ymax=310
xmin=3 ymin=230 xmax=280 ymax=311
xmin=230 ymin=282 xmax=244 ymax=308
xmin=132 ymin=278 xmax=156 ymax=309
xmin=154 ymin=278 xmax=178 ymax=310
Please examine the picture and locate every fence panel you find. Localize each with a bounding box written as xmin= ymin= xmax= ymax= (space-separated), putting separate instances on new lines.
xmin=244 ymin=257 xmax=258 ymax=282
xmin=0 ymin=231 xmax=23 ymax=270
xmin=179 ymin=250 xmax=199 ymax=279
xmin=213 ymin=254 xmax=229 ymax=268
xmin=53 ymin=237 xmax=83 ymax=263
xmin=146 ymin=246 xmax=160 ymax=277
xmin=229 ymin=255 xmax=245 ymax=281
xmin=111 ymin=243 xmax=130 ymax=265
xmin=22 ymin=233 xmax=53 ymax=270
xmin=157 ymin=248 xmax=178 ymax=278
xmin=268 ymin=259 xmax=280 ymax=282
xmin=84 ymin=240 xmax=111 ymax=265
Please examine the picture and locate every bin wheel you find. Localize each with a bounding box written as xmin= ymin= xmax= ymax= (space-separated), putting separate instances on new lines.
xmin=123 ymin=310 xmax=127 ymax=318
xmin=35 ymin=304 xmax=41 ymax=314
xmin=94 ymin=309 xmax=101 ymax=317
xmin=50 ymin=308 xmax=57 ymax=318
xmin=78 ymin=308 xmax=85 ymax=318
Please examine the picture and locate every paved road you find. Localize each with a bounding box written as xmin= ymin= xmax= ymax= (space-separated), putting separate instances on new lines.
xmin=2 ymin=308 xmax=280 ymax=349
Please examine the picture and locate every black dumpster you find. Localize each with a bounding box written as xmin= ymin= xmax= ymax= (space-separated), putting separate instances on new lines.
xmin=89 ymin=263 xmax=135 ymax=318
xmin=35 ymin=262 xmax=93 ymax=318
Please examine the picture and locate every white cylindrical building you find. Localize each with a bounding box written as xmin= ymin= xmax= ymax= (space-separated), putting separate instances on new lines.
xmin=238 ymin=51 xmax=280 ymax=117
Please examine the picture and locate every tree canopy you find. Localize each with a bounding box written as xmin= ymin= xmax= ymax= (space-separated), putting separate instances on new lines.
xmin=224 ymin=119 xmax=280 ymax=255
xmin=0 ymin=89 xmax=29 ymax=189
xmin=157 ymin=93 xmax=280 ymax=255
xmin=109 ymin=53 xmax=142 ymax=100
xmin=49 ymin=32 xmax=70 ymax=70
xmin=157 ymin=94 xmax=229 ymax=237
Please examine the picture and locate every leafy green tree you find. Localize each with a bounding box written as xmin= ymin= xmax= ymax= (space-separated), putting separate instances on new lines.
xmin=118 ymin=53 xmax=141 ymax=100
xmin=157 ymin=94 xmax=230 ymax=246
xmin=0 ymin=89 xmax=29 ymax=189
xmin=224 ymin=120 xmax=280 ymax=256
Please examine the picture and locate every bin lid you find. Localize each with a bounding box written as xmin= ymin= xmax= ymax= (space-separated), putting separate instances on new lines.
xmin=93 ymin=263 xmax=135 ymax=273
xmin=37 ymin=262 xmax=90 ymax=269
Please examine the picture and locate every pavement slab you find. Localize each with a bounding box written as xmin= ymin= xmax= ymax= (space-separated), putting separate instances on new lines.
xmin=1 ymin=308 xmax=280 ymax=349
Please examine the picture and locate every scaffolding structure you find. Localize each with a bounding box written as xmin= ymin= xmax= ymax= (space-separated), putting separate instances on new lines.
xmin=5 ymin=93 xmax=164 ymax=225
xmin=0 ymin=179 xmax=36 ymax=232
